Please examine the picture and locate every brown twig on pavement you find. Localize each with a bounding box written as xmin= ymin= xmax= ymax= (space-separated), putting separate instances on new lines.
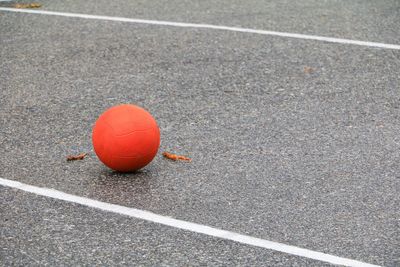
xmin=67 ymin=153 xmax=88 ymax=161
xmin=162 ymin=152 xmax=191 ymax=162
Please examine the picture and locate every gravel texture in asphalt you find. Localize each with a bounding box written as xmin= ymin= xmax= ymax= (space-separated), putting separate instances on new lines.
xmin=0 ymin=0 xmax=399 ymax=266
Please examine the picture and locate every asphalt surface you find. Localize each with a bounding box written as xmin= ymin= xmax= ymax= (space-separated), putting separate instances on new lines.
xmin=1 ymin=0 xmax=399 ymax=266
xmin=1 ymin=187 xmax=333 ymax=266
xmin=24 ymin=0 xmax=400 ymax=44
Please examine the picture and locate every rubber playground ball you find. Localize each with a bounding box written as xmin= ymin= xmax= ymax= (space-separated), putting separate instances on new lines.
xmin=92 ymin=104 xmax=160 ymax=172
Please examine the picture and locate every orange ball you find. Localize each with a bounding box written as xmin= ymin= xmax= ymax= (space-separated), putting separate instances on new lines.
xmin=92 ymin=104 xmax=160 ymax=172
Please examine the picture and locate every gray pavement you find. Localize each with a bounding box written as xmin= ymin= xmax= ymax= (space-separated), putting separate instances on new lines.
xmin=1 ymin=187 xmax=333 ymax=266
xmin=1 ymin=0 xmax=399 ymax=266
xmin=26 ymin=0 xmax=400 ymax=44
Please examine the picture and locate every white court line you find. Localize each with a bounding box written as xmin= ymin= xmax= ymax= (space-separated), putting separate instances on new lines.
xmin=0 ymin=177 xmax=380 ymax=267
xmin=0 ymin=7 xmax=399 ymax=50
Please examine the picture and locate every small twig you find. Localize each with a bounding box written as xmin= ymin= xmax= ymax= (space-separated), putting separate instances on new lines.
xmin=304 ymin=66 xmax=314 ymax=74
xmin=13 ymin=3 xmax=42 ymax=9
xmin=162 ymin=152 xmax=191 ymax=162
xmin=67 ymin=153 xmax=87 ymax=161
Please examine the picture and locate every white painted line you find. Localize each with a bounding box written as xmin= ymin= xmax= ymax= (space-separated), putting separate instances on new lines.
xmin=0 ymin=177 xmax=380 ymax=267
xmin=0 ymin=8 xmax=399 ymax=50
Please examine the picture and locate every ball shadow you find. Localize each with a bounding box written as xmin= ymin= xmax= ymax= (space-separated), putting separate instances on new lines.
xmin=88 ymin=166 xmax=158 ymax=205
